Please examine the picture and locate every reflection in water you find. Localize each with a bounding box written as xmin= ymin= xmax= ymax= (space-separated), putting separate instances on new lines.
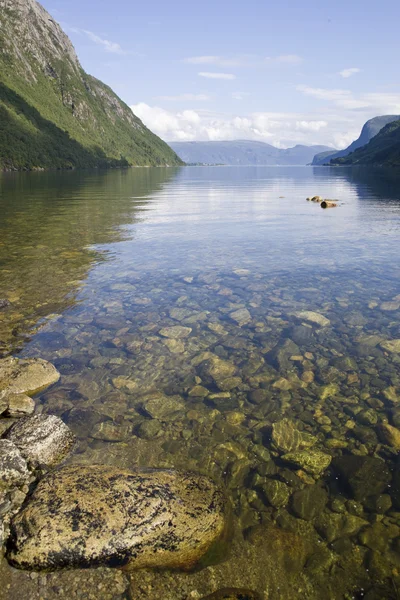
xmin=0 ymin=168 xmax=180 ymax=355
xmin=1 ymin=166 xmax=400 ymax=598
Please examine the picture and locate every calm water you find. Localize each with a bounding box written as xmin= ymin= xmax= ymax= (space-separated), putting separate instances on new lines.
xmin=1 ymin=166 xmax=400 ymax=599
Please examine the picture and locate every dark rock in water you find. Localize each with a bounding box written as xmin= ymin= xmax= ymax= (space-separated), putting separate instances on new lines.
xmin=5 ymin=415 xmax=75 ymax=468
xmin=290 ymin=325 xmax=315 ymax=346
xmin=332 ymin=455 xmax=391 ymax=502
xmin=291 ymin=485 xmax=328 ymax=521
xmin=267 ymin=339 xmax=300 ymax=371
xmin=201 ymin=589 xmax=262 ymax=600
xmin=8 ymin=465 xmax=226 ymax=571
xmin=390 ymin=464 xmax=400 ymax=510
xmin=0 ymin=299 xmax=10 ymax=310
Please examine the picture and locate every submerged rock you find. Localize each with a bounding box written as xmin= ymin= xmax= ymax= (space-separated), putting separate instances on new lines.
xmin=8 ymin=465 xmax=226 ymax=571
xmin=291 ymin=485 xmax=328 ymax=521
xmin=229 ymin=308 xmax=251 ymax=326
xmin=332 ymin=456 xmax=391 ymax=502
xmin=380 ymin=339 xmax=400 ymax=353
xmin=3 ymin=393 xmax=35 ymax=417
xmin=378 ymin=423 xmax=400 ymax=450
xmin=282 ymin=449 xmax=331 ymax=476
xmin=5 ymin=415 xmax=75 ymax=468
xmin=271 ymin=418 xmax=316 ymax=453
xmin=159 ymin=326 xmax=192 ymax=339
xmin=0 ymin=357 xmax=60 ymax=397
xmin=140 ymin=392 xmax=185 ymax=420
xmin=293 ymin=311 xmax=330 ymax=327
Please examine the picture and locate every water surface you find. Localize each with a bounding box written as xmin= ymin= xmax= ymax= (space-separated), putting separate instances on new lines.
xmin=1 ymin=166 xmax=400 ymax=599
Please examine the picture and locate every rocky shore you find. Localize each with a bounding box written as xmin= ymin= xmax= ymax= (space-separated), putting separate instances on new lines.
xmin=0 ymin=357 xmax=227 ymax=576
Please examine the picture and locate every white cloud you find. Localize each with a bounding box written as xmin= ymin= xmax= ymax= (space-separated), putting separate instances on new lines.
xmin=339 ymin=68 xmax=361 ymax=78
xmin=184 ymin=54 xmax=303 ymax=68
xmin=199 ymin=72 xmax=236 ymax=80
xmin=131 ymin=103 xmax=335 ymax=147
xmin=232 ymin=92 xmax=251 ymax=101
xmin=157 ymin=94 xmax=211 ymax=102
xmin=297 ymin=84 xmax=400 ymax=112
xmin=70 ymin=28 xmax=125 ymax=54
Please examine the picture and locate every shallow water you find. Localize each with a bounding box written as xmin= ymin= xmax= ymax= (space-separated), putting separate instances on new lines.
xmin=1 ymin=166 xmax=400 ymax=599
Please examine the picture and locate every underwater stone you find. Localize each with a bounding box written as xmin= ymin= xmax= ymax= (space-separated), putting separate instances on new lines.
xmin=159 ymin=326 xmax=192 ymax=339
xmin=378 ymin=423 xmax=400 ymax=450
xmin=332 ymin=455 xmax=391 ymax=502
xmin=8 ymin=465 xmax=226 ymax=571
xmin=229 ymin=308 xmax=251 ymax=326
xmin=261 ymin=479 xmax=290 ymax=508
xmin=282 ymin=449 xmax=332 ymax=476
xmin=3 ymin=394 xmax=35 ymax=418
xmin=271 ymin=418 xmax=317 ymax=453
xmin=293 ymin=311 xmax=330 ymax=327
xmin=291 ymin=485 xmax=328 ymax=521
xmin=140 ymin=392 xmax=185 ymax=420
xmin=5 ymin=415 xmax=75 ymax=468
xmin=380 ymin=339 xmax=400 ymax=353
xmin=201 ymin=589 xmax=262 ymax=600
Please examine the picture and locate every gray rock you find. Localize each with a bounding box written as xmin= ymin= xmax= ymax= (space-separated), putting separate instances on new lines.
xmin=291 ymin=485 xmax=328 ymax=520
xmin=6 ymin=415 xmax=75 ymax=468
xmin=8 ymin=465 xmax=226 ymax=571
xmin=0 ymin=357 xmax=60 ymax=397
xmin=229 ymin=308 xmax=251 ymax=326
xmin=0 ymin=440 xmax=29 ymax=488
xmin=0 ymin=299 xmax=10 ymax=310
xmin=137 ymin=419 xmax=162 ymax=440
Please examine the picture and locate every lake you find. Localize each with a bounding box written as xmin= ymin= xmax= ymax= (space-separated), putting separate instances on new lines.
xmin=1 ymin=166 xmax=400 ymax=599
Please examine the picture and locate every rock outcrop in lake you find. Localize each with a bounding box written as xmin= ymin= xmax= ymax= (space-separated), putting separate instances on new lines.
xmin=8 ymin=465 xmax=226 ymax=571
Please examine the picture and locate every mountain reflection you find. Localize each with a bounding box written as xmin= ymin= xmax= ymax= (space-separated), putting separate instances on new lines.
xmin=0 ymin=168 xmax=180 ymax=355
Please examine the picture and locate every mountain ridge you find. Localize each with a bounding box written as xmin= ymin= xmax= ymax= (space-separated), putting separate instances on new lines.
xmin=169 ymin=140 xmax=333 ymax=166
xmin=0 ymin=0 xmax=183 ymax=170
xmin=312 ymin=115 xmax=400 ymax=165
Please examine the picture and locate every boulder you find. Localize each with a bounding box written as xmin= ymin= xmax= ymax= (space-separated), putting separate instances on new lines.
xmin=8 ymin=465 xmax=226 ymax=571
xmin=140 ymin=392 xmax=185 ymax=420
xmin=0 ymin=357 xmax=60 ymax=397
xmin=5 ymin=415 xmax=75 ymax=468
xmin=4 ymin=394 xmax=35 ymax=417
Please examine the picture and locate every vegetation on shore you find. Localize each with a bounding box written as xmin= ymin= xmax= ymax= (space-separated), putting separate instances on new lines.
xmin=331 ymin=120 xmax=400 ymax=167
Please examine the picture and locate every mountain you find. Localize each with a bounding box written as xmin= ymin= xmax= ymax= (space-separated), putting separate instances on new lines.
xmin=0 ymin=0 xmax=183 ymax=170
xmin=330 ymin=120 xmax=400 ymax=167
xmin=169 ymin=140 xmax=333 ymax=166
xmin=312 ymin=115 xmax=400 ymax=165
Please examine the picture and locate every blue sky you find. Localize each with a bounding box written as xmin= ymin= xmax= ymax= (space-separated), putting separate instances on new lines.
xmin=43 ymin=0 xmax=400 ymax=148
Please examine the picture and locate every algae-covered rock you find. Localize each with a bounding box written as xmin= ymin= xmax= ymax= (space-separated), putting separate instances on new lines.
xmin=378 ymin=423 xmax=400 ymax=450
xmin=282 ymin=449 xmax=331 ymax=476
xmin=0 ymin=440 xmax=29 ymax=489
xmin=271 ymin=418 xmax=317 ymax=453
xmin=4 ymin=393 xmax=35 ymax=417
xmin=0 ymin=357 xmax=60 ymax=397
xmin=315 ymin=511 xmax=368 ymax=542
xmin=8 ymin=465 xmax=226 ymax=571
xmin=5 ymin=415 xmax=75 ymax=468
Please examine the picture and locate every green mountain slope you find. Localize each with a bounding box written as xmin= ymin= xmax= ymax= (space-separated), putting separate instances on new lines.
xmin=331 ymin=120 xmax=400 ymax=167
xmin=0 ymin=0 xmax=183 ymax=170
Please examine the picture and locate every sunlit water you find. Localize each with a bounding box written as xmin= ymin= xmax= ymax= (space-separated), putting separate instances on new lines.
xmin=1 ymin=166 xmax=400 ymax=599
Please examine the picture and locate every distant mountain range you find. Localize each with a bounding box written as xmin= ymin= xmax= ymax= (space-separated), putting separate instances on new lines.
xmin=330 ymin=119 xmax=400 ymax=167
xmin=312 ymin=115 xmax=400 ymax=165
xmin=169 ymin=140 xmax=333 ymax=166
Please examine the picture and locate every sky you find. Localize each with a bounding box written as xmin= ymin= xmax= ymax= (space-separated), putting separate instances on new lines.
xmin=43 ymin=0 xmax=400 ymax=149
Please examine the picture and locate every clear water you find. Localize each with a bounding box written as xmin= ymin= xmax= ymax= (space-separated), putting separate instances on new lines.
xmin=1 ymin=166 xmax=400 ymax=599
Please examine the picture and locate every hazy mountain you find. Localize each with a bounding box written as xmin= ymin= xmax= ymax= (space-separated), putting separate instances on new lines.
xmin=312 ymin=115 xmax=400 ymax=165
xmin=0 ymin=0 xmax=183 ymax=170
xmin=330 ymin=119 xmax=400 ymax=167
xmin=169 ymin=140 xmax=333 ymax=166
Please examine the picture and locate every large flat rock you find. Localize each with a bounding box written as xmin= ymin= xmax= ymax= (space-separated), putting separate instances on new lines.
xmin=7 ymin=465 xmax=226 ymax=571
xmin=0 ymin=357 xmax=60 ymax=397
